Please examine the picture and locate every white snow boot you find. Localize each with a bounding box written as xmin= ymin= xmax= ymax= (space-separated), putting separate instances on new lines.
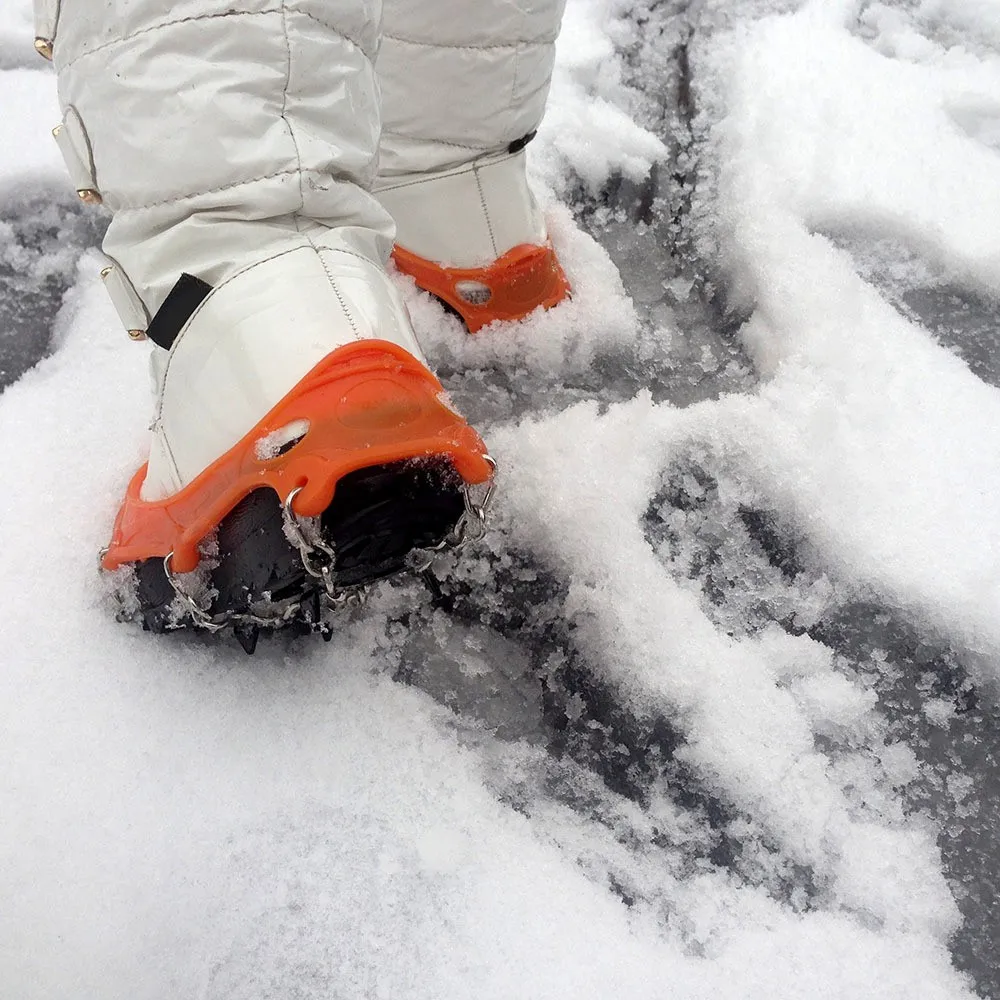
xmin=100 ymin=243 xmax=495 ymax=644
xmin=375 ymin=148 xmax=570 ymax=332
xmin=42 ymin=0 xmax=496 ymax=646
xmin=375 ymin=0 xmax=570 ymax=331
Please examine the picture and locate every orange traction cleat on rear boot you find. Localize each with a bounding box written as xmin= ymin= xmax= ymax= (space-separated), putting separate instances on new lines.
xmin=392 ymin=242 xmax=570 ymax=333
xmin=101 ymin=340 xmax=494 ymax=574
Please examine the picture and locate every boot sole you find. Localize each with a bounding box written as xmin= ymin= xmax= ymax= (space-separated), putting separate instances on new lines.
xmin=132 ymin=458 xmax=466 ymax=635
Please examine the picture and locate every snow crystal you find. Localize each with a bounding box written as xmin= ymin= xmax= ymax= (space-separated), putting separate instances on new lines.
xmin=253 ymin=418 xmax=310 ymax=461
xmin=925 ymin=696 xmax=958 ymax=728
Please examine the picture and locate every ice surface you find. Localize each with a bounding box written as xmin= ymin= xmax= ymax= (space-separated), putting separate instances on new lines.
xmin=2 ymin=0 xmax=999 ymax=997
xmin=918 ymin=0 xmax=1000 ymax=50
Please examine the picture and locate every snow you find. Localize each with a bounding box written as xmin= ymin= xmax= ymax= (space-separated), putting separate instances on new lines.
xmin=1 ymin=1 xmax=998 ymax=997
xmin=535 ymin=0 xmax=669 ymax=194
xmin=692 ymin=1 xmax=1000 ymax=671
xmin=0 ymin=4 xmax=36 ymax=70
xmin=0 ymin=69 xmax=63 ymax=183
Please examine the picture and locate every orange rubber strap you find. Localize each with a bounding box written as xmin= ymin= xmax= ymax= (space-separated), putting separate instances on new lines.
xmin=391 ymin=242 xmax=570 ymax=333
xmin=102 ymin=340 xmax=493 ymax=574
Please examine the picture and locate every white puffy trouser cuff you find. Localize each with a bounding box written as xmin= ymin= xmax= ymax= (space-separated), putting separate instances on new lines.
xmin=41 ymin=0 xmax=566 ymax=499
xmin=376 ymin=0 xmax=567 ymax=179
xmin=374 ymin=0 xmax=566 ymax=268
xmin=50 ymin=0 xmax=396 ymax=319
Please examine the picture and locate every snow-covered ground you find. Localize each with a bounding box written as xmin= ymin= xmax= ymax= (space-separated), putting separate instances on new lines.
xmin=2 ymin=1 xmax=999 ymax=996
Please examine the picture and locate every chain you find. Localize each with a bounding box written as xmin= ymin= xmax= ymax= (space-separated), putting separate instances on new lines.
xmin=163 ymin=553 xmax=308 ymax=633
xmin=408 ymin=455 xmax=498 ymax=572
xmin=463 ymin=454 xmax=497 ymax=542
xmin=108 ymin=456 xmax=497 ymax=635
xmin=281 ymin=486 xmax=342 ymax=600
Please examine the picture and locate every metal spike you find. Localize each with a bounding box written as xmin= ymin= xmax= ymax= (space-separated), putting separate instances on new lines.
xmin=421 ymin=570 xmax=454 ymax=613
xmin=307 ymin=589 xmax=321 ymax=625
xmin=233 ymin=623 xmax=260 ymax=655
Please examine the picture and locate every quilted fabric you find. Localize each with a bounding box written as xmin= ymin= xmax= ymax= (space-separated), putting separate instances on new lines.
xmin=46 ymin=0 xmax=563 ymax=314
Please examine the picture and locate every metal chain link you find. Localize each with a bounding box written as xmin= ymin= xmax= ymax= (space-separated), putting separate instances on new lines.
xmin=408 ymin=454 xmax=498 ymax=572
xmin=162 ymin=553 xmax=307 ymax=633
xmin=281 ymin=486 xmax=341 ymax=599
xmin=107 ymin=456 xmax=498 ymax=635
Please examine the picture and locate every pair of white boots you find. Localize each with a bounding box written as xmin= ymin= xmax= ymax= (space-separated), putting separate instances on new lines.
xmin=39 ymin=0 xmax=571 ymax=626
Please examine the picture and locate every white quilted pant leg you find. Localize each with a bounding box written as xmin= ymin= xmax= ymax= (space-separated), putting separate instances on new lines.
xmin=51 ymin=0 xmax=395 ymax=317
xmin=376 ymin=0 xmax=567 ymax=178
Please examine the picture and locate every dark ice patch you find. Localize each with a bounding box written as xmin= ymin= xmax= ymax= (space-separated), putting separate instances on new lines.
xmin=0 ymin=186 xmax=105 ymax=390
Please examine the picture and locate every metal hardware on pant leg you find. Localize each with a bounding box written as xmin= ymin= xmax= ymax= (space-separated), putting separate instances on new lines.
xmin=53 ymin=112 xmax=104 ymax=205
xmin=100 ymin=266 xmax=148 ymax=341
xmin=99 ymin=260 xmax=152 ymax=340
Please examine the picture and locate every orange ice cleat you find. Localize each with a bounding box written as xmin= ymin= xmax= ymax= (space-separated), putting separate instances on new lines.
xmin=103 ymin=337 xmax=495 ymax=650
xmin=103 ymin=340 xmax=494 ymax=577
xmin=97 ymin=241 xmax=499 ymax=647
xmin=375 ymin=147 xmax=571 ymax=333
xmin=392 ymin=242 xmax=570 ymax=333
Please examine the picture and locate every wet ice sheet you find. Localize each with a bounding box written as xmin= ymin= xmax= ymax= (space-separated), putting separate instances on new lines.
xmin=1 ymin=1 xmax=998 ymax=998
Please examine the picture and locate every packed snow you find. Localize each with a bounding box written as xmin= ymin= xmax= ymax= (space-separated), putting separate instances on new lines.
xmin=2 ymin=1 xmax=998 ymax=998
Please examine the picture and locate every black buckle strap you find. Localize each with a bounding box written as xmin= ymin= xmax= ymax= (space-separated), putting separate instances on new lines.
xmin=146 ymin=272 xmax=213 ymax=350
xmin=507 ymin=130 xmax=537 ymax=155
